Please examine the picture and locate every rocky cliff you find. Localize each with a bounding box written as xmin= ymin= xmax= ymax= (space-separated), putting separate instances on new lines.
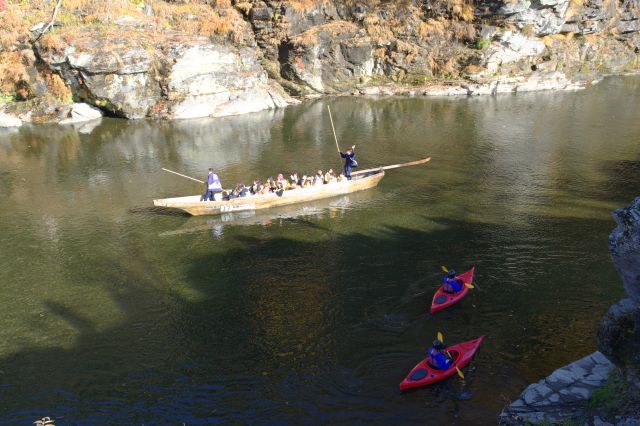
xmin=0 ymin=0 xmax=639 ymax=124
xmin=598 ymin=197 xmax=640 ymax=391
xmin=502 ymin=197 xmax=640 ymax=425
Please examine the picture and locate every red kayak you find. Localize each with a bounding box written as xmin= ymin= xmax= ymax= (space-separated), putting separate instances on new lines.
xmin=430 ymin=267 xmax=475 ymax=313
xmin=399 ymin=336 xmax=484 ymax=391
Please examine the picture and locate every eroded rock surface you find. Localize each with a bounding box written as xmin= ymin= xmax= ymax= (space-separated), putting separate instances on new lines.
xmin=34 ymin=30 xmax=295 ymax=120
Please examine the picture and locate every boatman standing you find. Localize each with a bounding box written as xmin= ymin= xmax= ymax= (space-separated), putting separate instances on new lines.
xmin=340 ymin=145 xmax=357 ymax=180
xmin=443 ymin=270 xmax=463 ymax=294
xmin=201 ymin=168 xmax=222 ymax=201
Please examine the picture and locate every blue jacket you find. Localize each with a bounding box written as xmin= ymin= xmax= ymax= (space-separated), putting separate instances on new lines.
xmin=340 ymin=150 xmax=356 ymax=168
xmin=443 ymin=276 xmax=462 ymax=293
xmin=207 ymin=173 xmax=222 ymax=190
xmin=428 ymin=347 xmax=453 ymax=370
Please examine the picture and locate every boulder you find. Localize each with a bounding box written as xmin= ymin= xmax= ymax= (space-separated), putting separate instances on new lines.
xmin=0 ymin=112 xmax=22 ymax=127
xmin=59 ymin=103 xmax=102 ymax=125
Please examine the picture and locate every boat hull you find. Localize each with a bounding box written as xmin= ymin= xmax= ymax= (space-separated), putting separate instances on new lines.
xmin=399 ymin=336 xmax=484 ymax=391
xmin=430 ymin=267 xmax=475 ymax=313
xmin=153 ymin=171 xmax=385 ymax=216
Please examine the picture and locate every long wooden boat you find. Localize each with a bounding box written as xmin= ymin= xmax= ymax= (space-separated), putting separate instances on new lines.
xmin=153 ymin=169 xmax=385 ymax=216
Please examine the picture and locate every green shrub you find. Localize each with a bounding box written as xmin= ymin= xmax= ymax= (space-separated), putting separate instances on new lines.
xmin=476 ymin=37 xmax=490 ymax=50
xmin=587 ymin=368 xmax=629 ymax=416
xmin=0 ymin=92 xmax=15 ymax=103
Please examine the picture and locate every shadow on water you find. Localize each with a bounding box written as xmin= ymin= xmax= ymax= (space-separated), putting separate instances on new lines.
xmin=0 ymin=214 xmax=623 ymax=425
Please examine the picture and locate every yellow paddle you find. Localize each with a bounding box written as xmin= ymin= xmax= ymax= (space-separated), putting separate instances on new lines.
xmin=437 ymin=331 xmax=465 ymax=379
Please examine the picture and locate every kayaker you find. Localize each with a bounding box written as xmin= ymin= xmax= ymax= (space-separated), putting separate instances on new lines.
xmin=200 ymin=168 xmax=222 ymax=201
xmin=340 ymin=145 xmax=357 ymax=180
xmin=427 ymin=339 xmax=453 ymax=370
xmin=443 ymin=270 xmax=463 ymax=294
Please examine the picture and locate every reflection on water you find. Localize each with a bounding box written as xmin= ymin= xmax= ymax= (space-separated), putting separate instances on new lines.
xmin=159 ymin=190 xmax=383 ymax=237
xmin=0 ymin=76 xmax=639 ymax=424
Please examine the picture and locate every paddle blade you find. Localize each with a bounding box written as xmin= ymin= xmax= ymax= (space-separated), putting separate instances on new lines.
xmin=437 ymin=331 xmax=443 ymax=342
xmin=441 ymin=266 xmax=448 ymax=273
xmin=455 ymin=366 xmax=465 ymax=379
xmin=465 ymin=283 xmax=474 ymax=289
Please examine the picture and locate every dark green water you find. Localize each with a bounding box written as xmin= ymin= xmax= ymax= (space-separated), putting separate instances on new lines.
xmin=1 ymin=76 xmax=639 ymax=424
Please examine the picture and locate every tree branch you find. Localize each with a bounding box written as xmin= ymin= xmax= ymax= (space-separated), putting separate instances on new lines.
xmin=34 ymin=0 xmax=63 ymax=42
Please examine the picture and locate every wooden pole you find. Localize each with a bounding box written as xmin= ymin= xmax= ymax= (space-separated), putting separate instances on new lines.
xmin=350 ymin=157 xmax=432 ymax=176
xmin=327 ymin=106 xmax=341 ymax=154
xmin=161 ymin=168 xmax=205 ymax=184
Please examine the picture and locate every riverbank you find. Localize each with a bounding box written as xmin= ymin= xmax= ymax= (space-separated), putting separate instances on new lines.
xmin=1 ymin=1 xmax=639 ymax=126
xmin=501 ymin=198 xmax=640 ymax=425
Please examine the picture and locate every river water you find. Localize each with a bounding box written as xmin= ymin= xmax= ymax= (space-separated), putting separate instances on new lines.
xmin=1 ymin=76 xmax=639 ymax=424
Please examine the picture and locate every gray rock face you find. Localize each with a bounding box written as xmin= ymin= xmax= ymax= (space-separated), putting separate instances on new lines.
xmin=500 ymin=352 xmax=614 ymax=424
xmin=498 ymin=0 xmax=570 ymax=35
xmin=68 ymin=45 xmax=152 ymax=75
xmin=597 ymin=197 xmax=640 ymax=391
xmin=561 ymin=0 xmax=618 ymax=35
xmin=483 ymin=31 xmax=546 ymax=75
xmin=609 ymin=197 xmax=640 ymax=303
xmin=280 ymin=21 xmax=373 ymax=94
xmin=36 ymin=33 xmax=294 ymax=120
xmin=165 ymin=44 xmax=290 ymax=119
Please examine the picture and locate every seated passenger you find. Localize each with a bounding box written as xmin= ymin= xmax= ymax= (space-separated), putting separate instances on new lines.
xmin=250 ymin=179 xmax=261 ymax=195
xmin=276 ymin=173 xmax=288 ymax=190
xmin=316 ymin=170 xmax=325 ymax=184
xmin=427 ymin=339 xmax=453 ymax=370
xmin=442 ymin=270 xmax=463 ymax=294
xmin=337 ymin=173 xmax=345 ymax=182
xmin=234 ymin=183 xmax=248 ymax=197
xmin=258 ymin=184 xmax=269 ymax=195
xmin=265 ymin=177 xmax=276 ymax=192
xmin=300 ymin=175 xmax=309 ymax=188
